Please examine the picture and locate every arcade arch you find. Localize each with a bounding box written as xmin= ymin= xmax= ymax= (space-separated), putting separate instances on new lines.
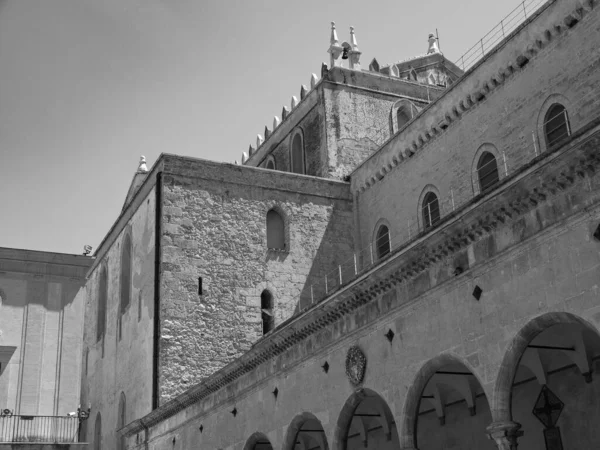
xmin=243 ymin=431 xmax=274 ymax=450
xmin=283 ymin=412 xmax=329 ymax=450
xmin=492 ymin=312 xmax=600 ymax=449
xmin=334 ymin=388 xmax=399 ymax=450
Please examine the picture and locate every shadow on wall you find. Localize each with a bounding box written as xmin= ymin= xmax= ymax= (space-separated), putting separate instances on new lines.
xmin=0 ymin=279 xmax=82 ymax=312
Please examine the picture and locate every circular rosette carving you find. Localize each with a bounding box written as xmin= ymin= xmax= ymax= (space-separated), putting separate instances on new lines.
xmin=345 ymin=346 xmax=367 ymax=385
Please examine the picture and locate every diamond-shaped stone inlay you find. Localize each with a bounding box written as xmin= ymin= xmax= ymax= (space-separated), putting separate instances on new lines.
xmin=533 ymin=385 xmax=564 ymax=428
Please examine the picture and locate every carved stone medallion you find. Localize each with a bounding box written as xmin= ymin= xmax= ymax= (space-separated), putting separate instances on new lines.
xmin=345 ymin=346 xmax=366 ymax=385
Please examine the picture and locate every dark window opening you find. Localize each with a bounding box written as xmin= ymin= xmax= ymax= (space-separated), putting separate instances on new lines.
xmin=266 ymin=209 xmax=285 ymax=250
xmin=94 ymin=413 xmax=102 ymax=450
xmin=477 ymin=152 xmax=500 ymax=193
xmin=376 ymin=225 xmax=391 ymax=259
xmin=261 ymin=290 xmax=274 ymax=335
xmin=397 ymin=109 xmax=411 ymax=130
xmin=120 ymin=234 xmax=132 ymax=314
xmin=266 ymin=159 xmax=275 ymax=170
xmin=544 ymin=104 xmax=570 ymax=148
xmin=117 ymin=393 xmax=126 ymax=450
xmin=422 ymin=192 xmax=441 ymax=229
xmin=291 ymin=133 xmax=305 ymax=174
xmin=97 ymin=266 xmax=108 ymax=342
xmin=198 ymin=277 xmax=203 ymax=295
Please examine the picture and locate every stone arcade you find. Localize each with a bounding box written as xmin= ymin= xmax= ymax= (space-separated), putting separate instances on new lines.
xmin=76 ymin=0 xmax=600 ymax=448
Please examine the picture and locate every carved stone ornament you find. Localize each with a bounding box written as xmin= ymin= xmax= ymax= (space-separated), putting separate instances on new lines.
xmin=345 ymin=346 xmax=367 ymax=385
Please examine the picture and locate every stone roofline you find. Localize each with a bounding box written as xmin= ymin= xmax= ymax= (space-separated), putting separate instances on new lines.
xmin=243 ymin=66 xmax=445 ymax=169
xmin=378 ymin=51 xmax=463 ymax=79
xmin=0 ymin=247 xmax=93 ymax=280
xmin=120 ymin=117 xmax=600 ymax=439
xmin=350 ymin=0 xmax=580 ymax=194
xmin=88 ymin=153 xmax=351 ymax=275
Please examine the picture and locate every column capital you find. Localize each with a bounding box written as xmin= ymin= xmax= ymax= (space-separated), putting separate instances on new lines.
xmin=486 ymin=421 xmax=523 ymax=450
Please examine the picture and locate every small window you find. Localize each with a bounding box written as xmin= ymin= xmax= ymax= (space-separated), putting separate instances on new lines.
xmin=544 ymin=104 xmax=570 ymax=148
xmin=120 ymin=234 xmax=132 ymax=314
xmin=261 ymin=290 xmax=274 ymax=334
xmin=266 ymin=209 xmax=285 ymax=250
xmin=97 ymin=265 xmax=108 ymax=342
xmin=265 ymin=157 xmax=276 ymax=170
xmin=477 ymin=152 xmax=500 ymax=193
xmin=94 ymin=413 xmax=102 ymax=450
xmin=290 ymin=131 xmax=305 ymax=174
xmin=393 ymin=100 xmax=419 ymax=132
xmin=422 ymin=192 xmax=440 ymax=229
xmin=397 ymin=109 xmax=411 ymax=130
xmin=376 ymin=225 xmax=391 ymax=259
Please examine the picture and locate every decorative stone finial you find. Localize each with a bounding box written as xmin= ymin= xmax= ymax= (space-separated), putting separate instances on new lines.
xmin=248 ymin=144 xmax=256 ymax=156
xmin=310 ymin=74 xmax=318 ymax=89
xmin=348 ymin=26 xmax=362 ymax=70
xmin=300 ymin=85 xmax=308 ymax=100
xmin=241 ymin=152 xmax=248 ymax=164
xmin=282 ymin=106 xmax=290 ymax=120
xmin=291 ymin=96 xmax=298 ymax=109
xmin=264 ymin=126 xmax=271 ymax=139
xmin=273 ymin=116 xmax=281 ymax=129
xmin=390 ymin=65 xmax=399 ymax=77
xmin=138 ymin=156 xmax=148 ymax=173
xmin=428 ymin=33 xmax=441 ymax=54
xmin=256 ymin=134 xmax=264 ymax=148
xmin=328 ymin=22 xmax=343 ymax=67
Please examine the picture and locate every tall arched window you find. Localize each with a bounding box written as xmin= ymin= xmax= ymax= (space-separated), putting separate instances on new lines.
xmin=261 ymin=290 xmax=274 ymax=335
xmin=477 ymin=152 xmax=500 ymax=193
xmin=422 ymin=192 xmax=440 ymax=229
xmin=392 ymin=100 xmax=419 ymax=133
xmin=94 ymin=413 xmax=102 ymax=450
xmin=117 ymin=393 xmax=126 ymax=450
xmin=120 ymin=234 xmax=132 ymax=313
xmin=266 ymin=209 xmax=285 ymax=250
xmin=96 ymin=265 xmax=107 ymax=342
xmin=290 ymin=131 xmax=305 ymax=174
xmin=397 ymin=108 xmax=411 ymax=130
xmin=376 ymin=225 xmax=391 ymax=259
xmin=544 ymin=104 xmax=570 ymax=148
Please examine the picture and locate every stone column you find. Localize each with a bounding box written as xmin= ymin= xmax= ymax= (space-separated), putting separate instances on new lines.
xmin=486 ymin=421 xmax=523 ymax=450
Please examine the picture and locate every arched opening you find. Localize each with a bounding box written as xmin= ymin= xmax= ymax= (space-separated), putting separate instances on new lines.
xmin=266 ymin=209 xmax=285 ymax=250
xmin=96 ymin=265 xmax=108 ymax=342
xmin=544 ymin=104 xmax=570 ymax=148
xmin=494 ymin=313 xmax=600 ymax=449
xmin=261 ymin=290 xmax=274 ymax=335
xmin=117 ymin=392 xmax=126 ymax=450
xmin=477 ymin=152 xmax=500 ymax=193
xmin=243 ymin=432 xmax=274 ymax=450
xmin=93 ymin=412 xmax=102 ymax=450
xmin=410 ymin=357 xmax=494 ymax=450
xmin=422 ymin=192 xmax=440 ymax=230
xmin=375 ymin=225 xmax=390 ymax=259
xmin=291 ymin=131 xmax=305 ymax=175
xmin=397 ymin=109 xmax=411 ymax=130
xmin=392 ymin=100 xmax=419 ymax=133
xmin=120 ymin=234 xmax=132 ymax=313
xmin=283 ymin=412 xmax=329 ymax=450
xmin=335 ymin=388 xmax=399 ymax=450
xmin=266 ymin=157 xmax=276 ymax=170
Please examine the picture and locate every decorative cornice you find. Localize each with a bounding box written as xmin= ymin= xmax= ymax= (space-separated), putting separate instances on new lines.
xmin=122 ymin=121 xmax=600 ymax=438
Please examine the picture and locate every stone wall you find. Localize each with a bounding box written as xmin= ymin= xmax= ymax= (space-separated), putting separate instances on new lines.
xmin=157 ymin=157 xmax=354 ymax=403
xmin=80 ymin=184 xmax=156 ymax=450
xmin=0 ymin=249 xmax=91 ymax=416
xmin=353 ymin=0 xmax=600 ymax=256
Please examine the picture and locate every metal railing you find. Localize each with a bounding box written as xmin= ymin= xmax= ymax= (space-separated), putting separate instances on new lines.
xmin=0 ymin=414 xmax=80 ymax=443
xmin=303 ymin=85 xmax=595 ymax=310
xmin=455 ymin=0 xmax=548 ymax=71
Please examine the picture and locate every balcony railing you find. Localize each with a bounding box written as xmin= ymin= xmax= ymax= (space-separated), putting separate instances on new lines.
xmin=0 ymin=415 xmax=80 ymax=443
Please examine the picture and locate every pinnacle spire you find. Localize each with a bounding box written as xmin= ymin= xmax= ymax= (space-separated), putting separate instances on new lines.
xmin=138 ymin=156 xmax=148 ymax=173
xmin=350 ymin=26 xmax=359 ymax=51
xmin=330 ymin=21 xmax=339 ymax=46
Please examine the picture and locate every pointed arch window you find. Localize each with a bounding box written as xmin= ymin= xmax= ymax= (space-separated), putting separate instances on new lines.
xmin=117 ymin=393 xmax=126 ymax=450
xmin=544 ymin=104 xmax=570 ymax=148
xmin=422 ymin=192 xmax=440 ymax=229
xmin=477 ymin=152 xmax=500 ymax=193
xmin=290 ymin=130 xmax=305 ymax=174
xmin=261 ymin=290 xmax=274 ymax=335
xmin=266 ymin=209 xmax=285 ymax=250
xmin=120 ymin=234 xmax=132 ymax=313
xmin=96 ymin=265 xmax=108 ymax=342
xmin=392 ymin=100 xmax=419 ymax=133
xmin=376 ymin=225 xmax=391 ymax=259
xmin=94 ymin=413 xmax=102 ymax=450
xmin=265 ymin=156 xmax=276 ymax=170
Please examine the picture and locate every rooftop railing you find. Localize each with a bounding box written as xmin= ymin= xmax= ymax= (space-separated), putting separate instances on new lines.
xmin=0 ymin=414 xmax=80 ymax=443
xmin=455 ymin=0 xmax=549 ymax=71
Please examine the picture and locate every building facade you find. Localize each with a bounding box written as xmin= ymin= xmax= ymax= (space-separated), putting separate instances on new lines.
xmin=76 ymin=0 xmax=600 ymax=448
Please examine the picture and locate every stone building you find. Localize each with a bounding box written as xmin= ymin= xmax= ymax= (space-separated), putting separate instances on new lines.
xmin=0 ymin=247 xmax=91 ymax=444
xmin=78 ymin=0 xmax=600 ymax=448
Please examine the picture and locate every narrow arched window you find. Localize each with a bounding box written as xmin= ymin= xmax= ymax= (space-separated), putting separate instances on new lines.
xmin=376 ymin=225 xmax=391 ymax=259
xmin=265 ymin=157 xmax=276 ymax=170
xmin=261 ymin=290 xmax=274 ymax=335
xmin=290 ymin=131 xmax=305 ymax=174
xmin=397 ymin=108 xmax=411 ymax=130
xmin=477 ymin=152 xmax=500 ymax=193
xmin=97 ymin=265 xmax=107 ymax=342
xmin=422 ymin=192 xmax=440 ymax=229
xmin=120 ymin=234 xmax=132 ymax=313
xmin=266 ymin=209 xmax=285 ymax=250
xmin=544 ymin=104 xmax=570 ymax=148
xmin=94 ymin=413 xmax=102 ymax=450
xmin=117 ymin=393 xmax=126 ymax=450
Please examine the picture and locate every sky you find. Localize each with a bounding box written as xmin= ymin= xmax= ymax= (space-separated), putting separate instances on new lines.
xmin=0 ymin=0 xmax=522 ymax=254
